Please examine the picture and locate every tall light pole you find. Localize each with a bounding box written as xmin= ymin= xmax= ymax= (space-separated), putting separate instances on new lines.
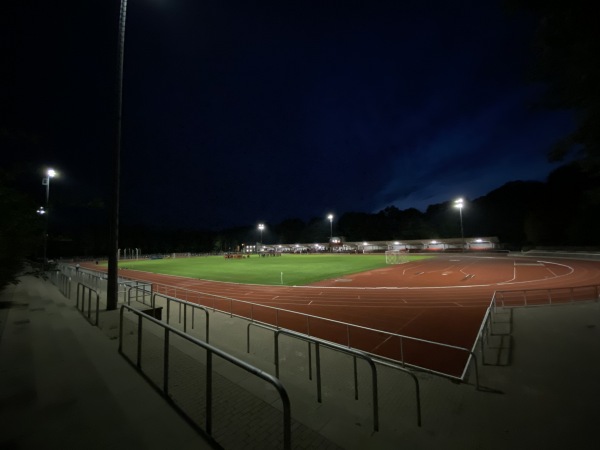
xmin=108 ymin=0 xmax=128 ymax=311
xmin=453 ymin=198 xmax=464 ymax=250
xmin=41 ymin=169 xmax=57 ymax=269
xmin=43 ymin=168 xmax=56 ymax=204
xmin=258 ymin=223 xmax=265 ymax=245
xmin=327 ymin=214 xmax=334 ymax=240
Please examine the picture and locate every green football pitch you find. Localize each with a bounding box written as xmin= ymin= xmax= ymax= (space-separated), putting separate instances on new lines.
xmin=117 ymin=254 xmax=430 ymax=286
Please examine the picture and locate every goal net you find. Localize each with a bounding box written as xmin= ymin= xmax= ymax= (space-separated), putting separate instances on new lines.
xmin=385 ymin=250 xmax=409 ymax=264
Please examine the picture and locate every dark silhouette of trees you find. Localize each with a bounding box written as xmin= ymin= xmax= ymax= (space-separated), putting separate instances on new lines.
xmin=0 ymin=170 xmax=45 ymax=289
xmin=274 ymin=218 xmax=306 ymax=244
xmin=3 ymin=163 xmax=598 ymax=276
xmin=470 ymin=181 xmax=547 ymax=246
xmin=506 ymin=0 xmax=600 ymax=169
xmin=110 ymin=162 xmax=599 ymax=253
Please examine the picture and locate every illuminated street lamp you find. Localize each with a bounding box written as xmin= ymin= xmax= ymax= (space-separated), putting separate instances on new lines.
xmin=258 ymin=223 xmax=265 ymax=245
xmin=327 ymin=214 xmax=334 ymax=240
xmin=453 ymin=198 xmax=465 ymax=248
xmin=42 ymin=168 xmax=57 ymax=204
xmin=41 ymin=169 xmax=57 ymax=268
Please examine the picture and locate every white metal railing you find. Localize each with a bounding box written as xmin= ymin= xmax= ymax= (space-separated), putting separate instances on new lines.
xmin=493 ymin=284 xmax=600 ymax=308
xmin=65 ymin=265 xmax=600 ymax=384
xmin=467 ymin=283 xmax=600 ymax=375
xmin=119 ymin=305 xmax=292 ymax=449
xmin=152 ymin=282 xmax=476 ymax=381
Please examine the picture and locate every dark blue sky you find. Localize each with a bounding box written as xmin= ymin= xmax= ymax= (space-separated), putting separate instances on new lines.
xmin=6 ymin=0 xmax=574 ymax=230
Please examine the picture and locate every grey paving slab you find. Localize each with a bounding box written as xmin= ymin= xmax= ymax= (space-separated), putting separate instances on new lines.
xmin=0 ymin=277 xmax=215 ymax=450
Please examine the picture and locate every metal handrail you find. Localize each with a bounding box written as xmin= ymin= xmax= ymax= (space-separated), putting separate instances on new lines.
xmin=494 ymin=284 xmax=600 ymax=308
xmin=124 ymin=282 xmax=153 ymax=306
xmin=371 ymin=356 xmax=422 ymax=427
xmin=274 ymin=328 xmax=379 ymax=432
xmin=80 ymin=271 xmax=477 ymax=381
xmin=160 ymin=279 xmax=600 ymax=382
xmin=124 ymin=288 xmax=211 ymax=343
xmin=155 ymin=292 xmax=210 ymax=343
xmin=76 ymin=283 xmax=100 ymax=326
xmin=248 ymin=322 xmax=421 ymax=427
xmin=469 ymin=283 xmax=600 ymax=373
xmin=50 ymin=271 xmax=72 ymax=298
xmin=118 ymin=304 xmax=292 ymax=449
xmin=153 ymin=282 xmax=475 ymax=381
xmin=463 ymin=296 xmax=496 ymax=379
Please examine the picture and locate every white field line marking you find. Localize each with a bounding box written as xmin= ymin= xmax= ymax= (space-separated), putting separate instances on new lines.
xmin=303 ymin=303 xmax=487 ymax=309
xmin=538 ymin=260 xmax=575 ymax=274
xmin=372 ymin=312 xmax=424 ymax=352
xmin=372 ymin=334 xmax=394 ymax=352
xmin=515 ymin=262 xmax=545 ymax=266
xmin=506 ymin=261 xmax=517 ymax=283
xmin=497 ymin=260 xmax=574 ymax=285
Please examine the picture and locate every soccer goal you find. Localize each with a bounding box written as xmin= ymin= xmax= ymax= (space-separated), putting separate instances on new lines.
xmin=385 ymin=250 xmax=410 ymax=264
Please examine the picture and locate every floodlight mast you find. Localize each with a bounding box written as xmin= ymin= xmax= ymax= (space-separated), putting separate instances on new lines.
xmin=108 ymin=0 xmax=128 ymax=311
xmin=453 ymin=198 xmax=464 ymax=250
xmin=41 ymin=169 xmax=57 ymax=269
xmin=258 ymin=223 xmax=265 ymax=245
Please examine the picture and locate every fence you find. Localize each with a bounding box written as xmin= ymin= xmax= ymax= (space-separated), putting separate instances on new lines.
xmin=118 ymin=304 xmax=292 ymax=449
xmin=152 ymin=282 xmax=477 ymax=382
xmin=49 ymin=270 xmax=71 ymax=298
xmin=125 ymin=288 xmax=211 ymax=343
xmin=493 ymin=285 xmax=600 ymax=308
xmin=56 ymin=264 xmax=152 ymax=304
xmin=274 ymin=328 xmax=380 ymax=432
xmin=467 ymin=282 xmax=600 ymax=373
xmin=58 ymin=268 xmax=478 ymax=385
xmin=62 ymin=264 xmax=600 ymax=386
xmin=76 ymin=283 xmax=100 ymax=326
xmin=49 ymin=261 xmax=600 ymax=447
xmin=246 ymin=323 xmax=423 ymax=428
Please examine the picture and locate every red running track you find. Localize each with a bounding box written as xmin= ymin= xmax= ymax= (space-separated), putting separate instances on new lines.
xmin=87 ymin=255 xmax=600 ymax=377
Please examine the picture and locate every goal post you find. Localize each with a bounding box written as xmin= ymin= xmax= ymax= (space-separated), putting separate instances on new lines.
xmin=385 ymin=250 xmax=409 ymax=264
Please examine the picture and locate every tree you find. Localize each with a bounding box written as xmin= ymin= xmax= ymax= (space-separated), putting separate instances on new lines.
xmin=507 ymin=0 xmax=600 ymax=169
xmin=0 ymin=172 xmax=45 ymax=290
xmin=274 ymin=218 xmax=306 ymax=244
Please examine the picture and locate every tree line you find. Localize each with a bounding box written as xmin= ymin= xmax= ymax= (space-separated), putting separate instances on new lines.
xmin=12 ymin=160 xmax=594 ymax=261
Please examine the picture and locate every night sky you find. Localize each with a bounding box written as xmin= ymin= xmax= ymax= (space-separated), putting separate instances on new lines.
xmin=5 ymin=0 xmax=574 ymax=230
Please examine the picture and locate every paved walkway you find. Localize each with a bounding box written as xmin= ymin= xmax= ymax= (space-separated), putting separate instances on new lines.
xmin=1 ymin=275 xmax=599 ymax=449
